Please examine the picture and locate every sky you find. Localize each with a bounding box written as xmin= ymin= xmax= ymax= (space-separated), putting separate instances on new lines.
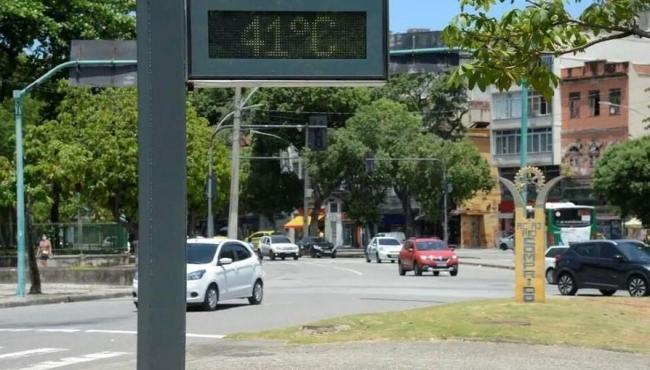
xmin=389 ymin=0 xmax=593 ymax=33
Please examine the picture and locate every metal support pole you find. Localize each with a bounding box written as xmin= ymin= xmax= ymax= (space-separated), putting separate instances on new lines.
xmin=227 ymin=87 xmax=242 ymax=239
xmin=136 ymin=0 xmax=186 ymax=368
xmin=207 ymin=143 xmax=214 ymax=237
xmin=520 ymin=79 xmax=529 ymax=203
xmin=13 ymin=91 xmax=26 ymax=297
xmin=303 ymin=127 xmax=310 ymax=239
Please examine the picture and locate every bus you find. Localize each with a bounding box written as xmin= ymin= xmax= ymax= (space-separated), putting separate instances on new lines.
xmin=545 ymin=202 xmax=597 ymax=246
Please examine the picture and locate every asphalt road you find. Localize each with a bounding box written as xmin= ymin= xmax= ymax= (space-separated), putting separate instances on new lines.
xmin=0 ymin=258 xmax=516 ymax=369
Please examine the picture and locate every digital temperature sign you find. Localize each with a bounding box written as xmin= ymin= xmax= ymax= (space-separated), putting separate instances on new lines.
xmin=187 ymin=0 xmax=387 ymax=85
xmin=208 ymin=11 xmax=367 ymax=60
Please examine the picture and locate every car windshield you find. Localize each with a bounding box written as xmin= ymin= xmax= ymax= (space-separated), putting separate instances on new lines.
xmin=545 ymin=247 xmax=568 ymax=258
xmin=186 ymin=243 xmax=218 ymax=264
xmin=271 ymin=236 xmax=291 ymax=244
xmin=379 ymin=238 xmax=401 ymax=246
xmin=618 ymin=242 xmax=650 ymax=263
xmin=416 ymin=241 xmax=446 ymax=250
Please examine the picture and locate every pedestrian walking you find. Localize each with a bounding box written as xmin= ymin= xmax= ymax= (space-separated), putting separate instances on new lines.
xmin=37 ymin=234 xmax=53 ymax=267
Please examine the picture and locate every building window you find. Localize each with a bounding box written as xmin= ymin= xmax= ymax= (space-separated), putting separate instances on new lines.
xmin=494 ymin=128 xmax=552 ymax=155
xmin=529 ymin=95 xmax=550 ymax=116
xmin=588 ymin=90 xmax=600 ymax=116
xmin=569 ymin=92 xmax=580 ymax=118
xmin=608 ymin=89 xmax=621 ymax=115
xmin=330 ymin=202 xmax=338 ymax=213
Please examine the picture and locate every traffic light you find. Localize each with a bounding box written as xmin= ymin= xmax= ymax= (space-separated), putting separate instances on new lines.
xmin=308 ymin=115 xmax=328 ymax=151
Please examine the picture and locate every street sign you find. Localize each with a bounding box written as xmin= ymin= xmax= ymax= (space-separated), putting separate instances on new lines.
xmin=69 ymin=40 xmax=137 ymax=87
xmin=187 ymin=0 xmax=388 ymax=86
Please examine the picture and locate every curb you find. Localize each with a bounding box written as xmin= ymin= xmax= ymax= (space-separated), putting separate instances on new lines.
xmin=461 ymin=261 xmax=514 ymax=270
xmin=0 ymin=291 xmax=131 ymax=309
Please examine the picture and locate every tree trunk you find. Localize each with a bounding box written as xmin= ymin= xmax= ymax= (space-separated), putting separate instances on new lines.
xmin=50 ymin=182 xmax=61 ymax=251
xmin=395 ymin=186 xmax=415 ymax=237
xmin=309 ymin=186 xmax=323 ymax=236
xmin=26 ymin=210 xmax=42 ymax=295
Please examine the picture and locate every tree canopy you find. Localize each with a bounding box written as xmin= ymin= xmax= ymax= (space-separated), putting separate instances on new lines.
xmin=443 ymin=0 xmax=650 ymax=96
xmin=594 ymin=136 xmax=650 ymax=227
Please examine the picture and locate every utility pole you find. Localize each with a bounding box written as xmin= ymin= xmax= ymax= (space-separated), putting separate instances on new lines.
xmin=442 ymin=162 xmax=449 ymax=244
xmin=303 ymin=126 xmax=310 ymax=240
xmin=227 ymin=87 xmax=242 ymax=239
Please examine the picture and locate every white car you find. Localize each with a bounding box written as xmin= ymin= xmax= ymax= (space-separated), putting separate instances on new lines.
xmin=259 ymin=235 xmax=300 ymax=261
xmin=132 ymin=238 xmax=264 ymax=311
xmin=498 ymin=234 xmax=514 ymax=250
xmin=366 ymin=237 xmax=402 ymax=263
xmin=545 ymin=246 xmax=569 ymax=284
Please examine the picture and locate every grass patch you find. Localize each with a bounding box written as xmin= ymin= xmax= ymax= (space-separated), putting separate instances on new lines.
xmin=229 ymin=298 xmax=650 ymax=353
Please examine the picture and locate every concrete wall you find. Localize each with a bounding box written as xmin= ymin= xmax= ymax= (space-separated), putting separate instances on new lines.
xmin=0 ymin=254 xmax=132 ymax=268
xmin=0 ymin=266 xmax=135 ymax=286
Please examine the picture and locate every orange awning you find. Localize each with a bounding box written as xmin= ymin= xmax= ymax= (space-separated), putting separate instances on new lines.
xmin=284 ymin=215 xmax=324 ymax=229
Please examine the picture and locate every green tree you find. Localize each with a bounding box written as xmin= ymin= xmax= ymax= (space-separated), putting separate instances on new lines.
xmin=443 ymin=0 xmax=650 ymax=96
xmin=346 ymin=99 xmax=423 ymax=235
xmin=378 ymin=73 xmax=469 ymax=139
xmin=594 ymin=136 xmax=650 ymax=226
xmin=0 ymin=0 xmax=136 ymax=99
xmin=345 ymin=99 xmax=494 ymax=236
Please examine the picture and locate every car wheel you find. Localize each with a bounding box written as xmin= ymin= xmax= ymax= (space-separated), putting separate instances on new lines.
xmin=398 ymin=260 xmax=405 ymax=276
xmin=413 ymin=263 xmax=422 ymax=276
xmin=557 ymin=273 xmax=577 ymax=296
xmin=270 ymin=250 xmax=276 ymax=261
xmin=499 ymin=243 xmax=508 ymax=251
xmin=133 ymin=302 xmax=138 ymax=309
xmin=391 ymin=260 xmax=395 ymax=263
xmin=450 ymin=269 xmax=458 ymax=277
xmin=293 ymin=254 xmax=299 ymax=260
xmin=546 ymin=268 xmax=555 ymax=284
xmin=366 ymin=252 xmax=371 ymax=263
xmin=433 ymin=271 xmax=440 ymax=276
xmin=599 ymin=289 xmax=616 ymax=296
xmin=376 ymin=252 xmax=382 ymax=263
xmin=627 ymin=275 xmax=649 ymax=297
xmin=331 ymin=252 xmax=336 ymax=258
xmin=202 ymin=285 xmax=219 ymax=311
xmin=248 ymin=280 xmax=263 ymax=305
xmin=281 ymin=256 xmax=286 ymax=261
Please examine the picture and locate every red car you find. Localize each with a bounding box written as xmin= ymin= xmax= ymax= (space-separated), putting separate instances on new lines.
xmin=398 ymin=238 xmax=459 ymax=276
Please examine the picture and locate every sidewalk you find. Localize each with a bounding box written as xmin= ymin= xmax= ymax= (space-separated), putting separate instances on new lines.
xmin=0 ymin=283 xmax=131 ymax=308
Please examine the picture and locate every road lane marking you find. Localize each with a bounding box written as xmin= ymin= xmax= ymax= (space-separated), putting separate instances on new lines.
xmin=332 ymin=266 xmax=364 ymax=276
xmin=36 ymin=329 xmax=81 ymax=333
xmin=186 ymin=333 xmax=225 ymax=339
xmin=0 ymin=327 xmax=225 ymax=339
xmin=84 ymin=329 xmax=137 ymax=335
xmin=0 ymin=348 xmax=67 ymax=360
xmin=18 ymin=351 xmax=129 ymax=370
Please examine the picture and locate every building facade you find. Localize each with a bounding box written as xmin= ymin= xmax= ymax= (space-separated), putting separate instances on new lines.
xmin=559 ymin=59 xmax=650 ymax=237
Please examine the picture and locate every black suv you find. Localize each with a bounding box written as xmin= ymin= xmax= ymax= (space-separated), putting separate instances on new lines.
xmin=554 ymin=240 xmax=650 ymax=297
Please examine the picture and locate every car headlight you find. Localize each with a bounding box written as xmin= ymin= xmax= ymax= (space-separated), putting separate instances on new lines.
xmin=420 ymin=255 xmax=429 ymax=261
xmin=451 ymin=255 xmax=458 ymax=260
xmin=313 ymin=245 xmax=322 ymax=250
xmin=187 ymin=270 xmax=206 ymax=280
